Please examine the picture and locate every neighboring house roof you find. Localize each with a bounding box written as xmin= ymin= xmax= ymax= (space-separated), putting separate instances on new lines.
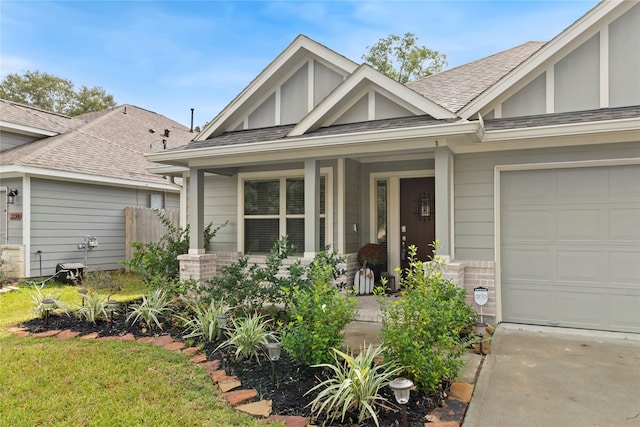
xmin=0 ymin=99 xmax=85 ymax=136
xmin=1 ymin=102 xmax=193 ymax=187
xmin=406 ymin=41 xmax=546 ymax=114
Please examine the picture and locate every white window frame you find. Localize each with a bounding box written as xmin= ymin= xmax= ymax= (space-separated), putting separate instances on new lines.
xmin=238 ymin=167 xmax=333 ymax=254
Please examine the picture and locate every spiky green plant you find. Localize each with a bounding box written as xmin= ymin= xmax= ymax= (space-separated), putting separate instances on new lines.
xmin=23 ymin=284 xmax=70 ymax=318
xmin=180 ymin=299 xmax=232 ymax=343
xmin=74 ymin=292 xmax=108 ymax=323
xmin=126 ymin=288 xmax=173 ymax=330
xmin=215 ymin=312 xmax=277 ymax=363
xmin=306 ymin=345 xmax=402 ymax=427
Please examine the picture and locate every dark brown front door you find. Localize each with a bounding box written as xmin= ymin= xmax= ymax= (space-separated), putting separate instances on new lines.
xmin=400 ymin=177 xmax=436 ymax=273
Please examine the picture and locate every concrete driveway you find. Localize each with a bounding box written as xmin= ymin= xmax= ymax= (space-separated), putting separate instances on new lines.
xmin=463 ymin=325 xmax=640 ymax=427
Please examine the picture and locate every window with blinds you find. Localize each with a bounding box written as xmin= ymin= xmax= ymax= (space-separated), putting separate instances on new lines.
xmin=244 ymin=176 xmax=326 ymax=254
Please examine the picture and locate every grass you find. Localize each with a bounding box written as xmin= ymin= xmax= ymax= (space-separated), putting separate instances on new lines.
xmin=0 ymin=273 xmax=281 ymax=427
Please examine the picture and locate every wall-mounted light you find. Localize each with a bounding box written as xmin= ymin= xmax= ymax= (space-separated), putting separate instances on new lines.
xmin=7 ymin=189 xmax=18 ymax=204
xmin=415 ymin=192 xmax=432 ymax=221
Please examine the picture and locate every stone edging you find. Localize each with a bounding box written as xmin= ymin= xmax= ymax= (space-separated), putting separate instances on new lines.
xmin=6 ymin=325 xmax=492 ymax=427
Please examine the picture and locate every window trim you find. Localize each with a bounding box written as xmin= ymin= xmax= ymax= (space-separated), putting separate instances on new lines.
xmin=238 ymin=168 xmax=333 ymax=254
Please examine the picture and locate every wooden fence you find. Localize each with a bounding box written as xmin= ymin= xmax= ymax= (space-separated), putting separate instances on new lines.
xmin=124 ymin=207 xmax=179 ymax=262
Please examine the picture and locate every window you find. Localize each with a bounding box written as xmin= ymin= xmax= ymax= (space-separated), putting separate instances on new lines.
xmin=243 ymin=174 xmax=327 ymax=254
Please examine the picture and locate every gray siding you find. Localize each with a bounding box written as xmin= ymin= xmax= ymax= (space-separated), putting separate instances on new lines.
xmin=554 ymin=34 xmax=600 ymax=113
xmin=29 ymin=178 xmax=178 ymax=278
xmin=2 ymin=178 xmax=23 ymax=244
xmin=204 ymin=174 xmax=238 ymax=252
xmin=609 ymin=2 xmax=640 ymax=108
xmin=0 ymin=131 xmax=39 ymax=152
xmin=454 ymin=142 xmax=640 ymax=261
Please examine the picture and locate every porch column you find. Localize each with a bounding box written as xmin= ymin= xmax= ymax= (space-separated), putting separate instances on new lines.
xmin=188 ymin=167 xmax=205 ymax=254
xmin=434 ymin=148 xmax=453 ymax=257
xmin=304 ymin=159 xmax=320 ymax=258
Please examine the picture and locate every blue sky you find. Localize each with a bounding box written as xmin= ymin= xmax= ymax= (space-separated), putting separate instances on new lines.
xmin=1 ymin=1 xmax=599 ymax=128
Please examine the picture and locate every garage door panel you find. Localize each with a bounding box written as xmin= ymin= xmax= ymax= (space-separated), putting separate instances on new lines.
xmin=502 ymin=287 xmax=552 ymax=324
xmin=557 ymin=168 xmax=608 ymax=200
xmin=502 ymin=248 xmax=553 ymax=282
xmin=557 ymin=208 xmax=602 ymax=240
xmin=610 ymin=292 xmax=640 ymax=332
xmin=556 ymin=288 xmax=605 ymax=328
xmin=501 ymin=164 xmax=640 ymax=333
xmin=556 ymin=249 xmax=603 ymax=284
xmin=610 ymin=251 xmax=640 ymax=284
xmin=502 ymin=208 xmax=554 ymax=241
xmin=610 ymin=207 xmax=640 ymax=240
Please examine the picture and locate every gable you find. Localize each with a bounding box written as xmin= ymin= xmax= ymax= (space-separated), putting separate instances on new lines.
xmin=200 ymin=35 xmax=358 ymax=139
xmin=464 ymin=0 xmax=640 ymax=119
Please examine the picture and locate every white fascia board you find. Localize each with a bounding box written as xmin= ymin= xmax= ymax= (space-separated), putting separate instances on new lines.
xmin=289 ymin=66 xmax=455 ymax=137
xmin=0 ymin=121 xmax=58 ymax=137
xmin=199 ymin=35 xmax=358 ymax=139
xmin=458 ymin=0 xmax=626 ymax=119
xmin=0 ymin=165 xmax=180 ymax=191
xmin=148 ymin=121 xmax=482 ymax=168
xmin=147 ymin=164 xmax=190 ymax=176
xmin=455 ymin=117 xmax=640 ymax=153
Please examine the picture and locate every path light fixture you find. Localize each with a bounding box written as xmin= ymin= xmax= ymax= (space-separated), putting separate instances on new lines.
xmin=216 ymin=314 xmax=228 ymax=340
xmin=389 ymin=377 xmax=413 ymax=427
xmin=107 ymin=300 xmax=118 ymax=322
xmin=78 ymin=289 xmax=88 ymax=306
xmin=42 ymin=298 xmax=55 ymax=326
xmin=476 ymin=321 xmax=487 ymax=355
xmin=266 ymin=342 xmax=281 ymax=389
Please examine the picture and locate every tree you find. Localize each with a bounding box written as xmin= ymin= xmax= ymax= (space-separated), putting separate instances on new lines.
xmin=362 ymin=33 xmax=447 ymax=84
xmin=0 ymin=70 xmax=116 ymax=116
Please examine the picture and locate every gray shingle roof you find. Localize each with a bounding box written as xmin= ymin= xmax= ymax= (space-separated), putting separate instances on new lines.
xmin=1 ymin=102 xmax=193 ymax=185
xmin=407 ymin=41 xmax=546 ymax=113
xmin=0 ymin=99 xmax=86 ymax=134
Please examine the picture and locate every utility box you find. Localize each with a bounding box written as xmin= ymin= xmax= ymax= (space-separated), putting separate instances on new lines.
xmin=56 ymin=263 xmax=85 ymax=284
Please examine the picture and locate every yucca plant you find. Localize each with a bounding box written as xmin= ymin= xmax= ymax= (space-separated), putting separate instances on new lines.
xmin=74 ymin=292 xmax=108 ymax=323
xmin=126 ymin=288 xmax=173 ymax=330
xmin=180 ymin=299 xmax=232 ymax=343
xmin=307 ymin=345 xmax=402 ymax=427
xmin=215 ymin=312 xmax=277 ymax=363
xmin=23 ymin=284 xmax=70 ymax=318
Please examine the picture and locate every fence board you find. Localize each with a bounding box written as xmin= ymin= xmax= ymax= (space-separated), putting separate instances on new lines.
xmin=124 ymin=208 xmax=179 ymax=263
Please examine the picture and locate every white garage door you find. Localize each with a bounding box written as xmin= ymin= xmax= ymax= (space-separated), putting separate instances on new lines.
xmin=500 ymin=164 xmax=640 ymax=333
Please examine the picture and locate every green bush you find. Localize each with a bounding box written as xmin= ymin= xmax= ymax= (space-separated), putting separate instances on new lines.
xmin=74 ymin=292 xmax=108 ymax=323
xmin=180 ymin=299 xmax=232 ymax=343
xmin=307 ymin=345 xmax=401 ymax=427
xmin=281 ymin=253 xmax=357 ymax=365
xmin=122 ymin=211 xmax=226 ymax=288
xmin=378 ymin=244 xmax=477 ymax=393
xmin=126 ymin=288 xmax=174 ymax=330
xmin=215 ymin=312 xmax=277 ymax=363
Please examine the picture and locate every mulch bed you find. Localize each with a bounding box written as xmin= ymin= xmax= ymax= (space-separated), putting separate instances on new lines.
xmin=20 ymin=302 xmax=445 ymax=426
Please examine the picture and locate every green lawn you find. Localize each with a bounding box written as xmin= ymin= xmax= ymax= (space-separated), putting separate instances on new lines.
xmin=0 ymin=275 xmax=280 ymax=427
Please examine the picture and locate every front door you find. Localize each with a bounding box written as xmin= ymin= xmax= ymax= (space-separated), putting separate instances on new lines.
xmin=399 ymin=177 xmax=436 ymax=273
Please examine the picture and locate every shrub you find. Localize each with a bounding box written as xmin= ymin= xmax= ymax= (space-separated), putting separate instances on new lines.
xmin=215 ymin=312 xmax=277 ymax=363
xmin=82 ymin=268 xmax=122 ymax=295
xmin=357 ymin=243 xmax=387 ymax=267
xmin=307 ymin=345 xmax=401 ymax=427
xmin=123 ymin=210 xmax=226 ymax=287
xmin=126 ymin=288 xmax=174 ymax=330
xmin=23 ymin=285 xmax=70 ymax=318
xmin=180 ymin=299 xmax=232 ymax=343
xmin=74 ymin=292 xmax=108 ymax=323
xmin=281 ymin=253 xmax=357 ymax=365
xmin=378 ymin=244 xmax=477 ymax=393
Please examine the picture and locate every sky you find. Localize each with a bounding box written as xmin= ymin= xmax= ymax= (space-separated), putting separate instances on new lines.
xmin=1 ymin=1 xmax=600 ymax=128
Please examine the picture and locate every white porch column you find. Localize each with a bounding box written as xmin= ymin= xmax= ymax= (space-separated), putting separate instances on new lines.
xmin=304 ymin=159 xmax=320 ymax=258
xmin=188 ymin=167 xmax=205 ymax=254
xmin=434 ymin=148 xmax=453 ymax=257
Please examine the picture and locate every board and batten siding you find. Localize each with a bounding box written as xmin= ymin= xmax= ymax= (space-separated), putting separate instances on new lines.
xmin=454 ymin=141 xmax=640 ymax=261
xmin=29 ymin=178 xmax=178 ymax=278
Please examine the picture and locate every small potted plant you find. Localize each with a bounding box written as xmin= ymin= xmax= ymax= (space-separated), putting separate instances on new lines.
xmin=356 ymin=243 xmax=387 ymax=289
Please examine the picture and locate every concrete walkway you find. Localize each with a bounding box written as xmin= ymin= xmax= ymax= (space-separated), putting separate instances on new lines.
xmin=463 ymin=325 xmax=640 ymax=427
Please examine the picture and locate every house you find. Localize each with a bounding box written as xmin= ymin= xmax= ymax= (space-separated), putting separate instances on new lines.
xmin=146 ymin=0 xmax=640 ymax=333
xmin=0 ymin=101 xmax=193 ymax=279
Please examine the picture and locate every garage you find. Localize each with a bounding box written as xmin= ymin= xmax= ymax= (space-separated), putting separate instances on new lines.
xmin=500 ymin=164 xmax=640 ymax=333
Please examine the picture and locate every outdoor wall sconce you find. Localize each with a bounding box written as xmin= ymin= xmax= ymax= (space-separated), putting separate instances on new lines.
xmin=389 ymin=377 xmax=414 ymax=427
xmin=7 ymin=189 xmax=18 ymax=204
xmin=266 ymin=342 xmax=282 ymax=389
xmin=415 ymin=193 xmax=432 ymax=221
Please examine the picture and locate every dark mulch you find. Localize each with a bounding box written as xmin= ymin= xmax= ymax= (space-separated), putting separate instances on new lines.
xmin=20 ymin=303 xmax=443 ymax=427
